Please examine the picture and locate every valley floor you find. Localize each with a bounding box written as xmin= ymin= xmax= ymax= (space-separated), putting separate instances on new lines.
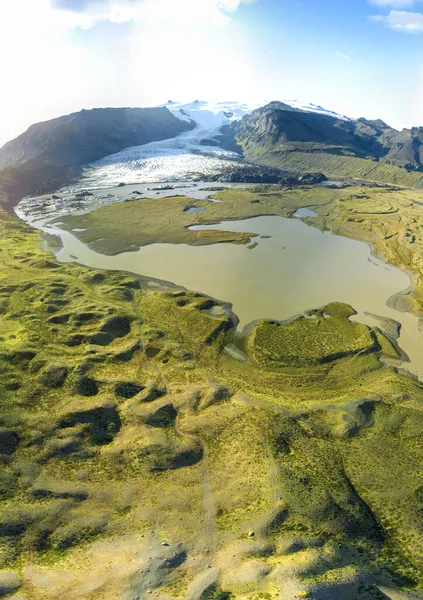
xmin=2 ymin=185 xmax=423 ymax=599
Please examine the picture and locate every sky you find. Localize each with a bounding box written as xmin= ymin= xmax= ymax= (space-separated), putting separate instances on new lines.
xmin=1 ymin=0 xmax=423 ymax=145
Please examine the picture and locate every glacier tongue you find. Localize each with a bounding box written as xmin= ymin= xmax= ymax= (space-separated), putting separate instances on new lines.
xmin=64 ymin=99 xmax=348 ymax=190
xmin=68 ymin=100 xmax=258 ymax=190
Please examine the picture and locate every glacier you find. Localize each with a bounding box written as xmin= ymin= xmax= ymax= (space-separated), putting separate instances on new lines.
xmin=64 ymin=99 xmax=347 ymax=191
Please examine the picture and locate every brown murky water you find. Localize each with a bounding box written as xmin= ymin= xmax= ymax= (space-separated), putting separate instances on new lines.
xmin=34 ymin=213 xmax=423 ymax=379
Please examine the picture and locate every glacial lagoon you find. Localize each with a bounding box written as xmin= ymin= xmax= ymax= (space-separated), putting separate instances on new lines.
xmin=22 ymin=207 xmax=423 ymax=379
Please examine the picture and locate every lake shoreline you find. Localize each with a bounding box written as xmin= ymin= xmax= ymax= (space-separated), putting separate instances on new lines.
xmin=16 ymin=187 xmax=423 ymax=380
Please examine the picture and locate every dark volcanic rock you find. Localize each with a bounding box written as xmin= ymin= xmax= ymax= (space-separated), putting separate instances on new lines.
xmin=208 ymin=164 xmax=326 ymax=185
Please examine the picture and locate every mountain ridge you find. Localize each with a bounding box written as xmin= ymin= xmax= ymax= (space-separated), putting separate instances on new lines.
xmin=2 ymin=100 xmax=423 ymax=192
xmin=0 ymin=106 xmax=194 ymax=169
xmin=232 ymin=101 xmax=423 ymax=172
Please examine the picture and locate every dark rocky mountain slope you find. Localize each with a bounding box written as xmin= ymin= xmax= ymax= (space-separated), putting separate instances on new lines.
xmin=0 ymin=107 xmax=194 ymax=168
xmin=226 ymin=102 xmax=423 ymax=187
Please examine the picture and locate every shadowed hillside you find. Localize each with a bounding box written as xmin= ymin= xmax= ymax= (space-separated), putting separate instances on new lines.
xmin=0 ymin=107 xmax=194 ymax=168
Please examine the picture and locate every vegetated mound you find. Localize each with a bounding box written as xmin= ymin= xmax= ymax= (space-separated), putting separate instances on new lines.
xmin=228 ymin=102 xmax=423 ymax=187
xmin=250 ymin=302 xmax=381 ymax=367
xmin=0 ymin=106 xmax=194 ymax=168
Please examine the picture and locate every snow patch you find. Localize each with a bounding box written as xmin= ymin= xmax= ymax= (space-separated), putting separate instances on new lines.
xmin=164 ymin=98 xmax=351 ymax=123
xmin=282 ymin=99 xmax=351 ymax=121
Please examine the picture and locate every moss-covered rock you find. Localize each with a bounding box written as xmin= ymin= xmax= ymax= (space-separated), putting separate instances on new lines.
xmin=101 ymin=315 xmax=131 ymax=338
xmin=59 ymin=400 xmax=121 ymax=445
xmin=49 ymin=513 xmax=108 ymax=551
xmin=114 ymin=381 xmax=144 ymax=399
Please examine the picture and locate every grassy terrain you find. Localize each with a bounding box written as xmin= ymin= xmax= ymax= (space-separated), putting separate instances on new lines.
xmin=233 ymin=102 xmax=423 ymax=185
xmin=233 ymin=108 xmax=423 ymax=188
xmin=4 ymin=183 xmax=423 ymax=597
xmin=241 ymin=147 xmax=423 ymax=188
xmin=59 ymin=186 xmax=352 ymax=255
xmin=250 ymin=311 xmax=379 ymax=367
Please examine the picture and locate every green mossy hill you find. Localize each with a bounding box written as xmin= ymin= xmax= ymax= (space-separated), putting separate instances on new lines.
xmin=241 ymin=147 xmax=423 ymax=188
xmin=250 ymin=308 xmax=379 ymax=367
xmin=319 ymin=301 xmax=357 ymax=318
xmin=3 ymin=207 xmax=423 ymax=598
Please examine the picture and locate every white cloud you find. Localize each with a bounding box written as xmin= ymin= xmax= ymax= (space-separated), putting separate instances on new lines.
xmin=368 ymin=0 xmax=419 ymax=7
xmin=51 ymin=0 xmax=256 ymax=29
xmin=370 ymin=9 xmax=423 ymax=32
xmin=0 ymin=0 xmax=100 ymax=144
xmin=0 ymin=0 xmax=259 ymax=145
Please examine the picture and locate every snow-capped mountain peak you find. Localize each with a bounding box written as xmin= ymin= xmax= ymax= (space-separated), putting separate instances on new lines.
xmin=282 ymin=99 xmax=351 ymax=121
xmin=162 ymin=99 xmax=351 ymax=126
xmin=162 ymin=100 xmax=258 ymax=130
